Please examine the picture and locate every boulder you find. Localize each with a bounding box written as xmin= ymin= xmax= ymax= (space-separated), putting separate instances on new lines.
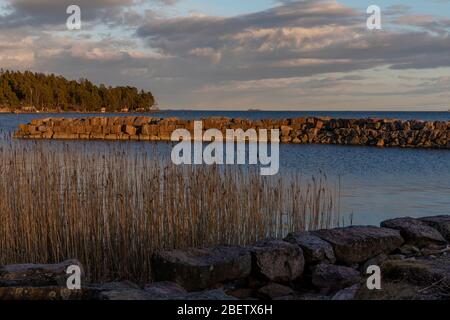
xmin=311 ymin=264 xmax=361 ymax=293
xmin=152 ymin=246 xmax=251 ymax=291
xmin=0 ymin=259 xmax=82 ymax=287
xmin=419 ymin=215 xmax=450 ymax=242
xmin=381 ymin=217 xmax=446 ymax=247
xmin=313 ymin=226 xmax=404 ymax=265
xmin=331 ymin=284 xmax=361 ymax=300
xmin=284 ymin=231 xmax=336 ymax=265
xmin=250 ymin=239 xmax=304 ymax=282
xmin=257 ymin=283 xmax=295 ymax=300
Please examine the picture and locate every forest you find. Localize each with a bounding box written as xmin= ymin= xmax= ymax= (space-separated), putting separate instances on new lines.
xmin=0 ymin=70 xmax=155 ymax=112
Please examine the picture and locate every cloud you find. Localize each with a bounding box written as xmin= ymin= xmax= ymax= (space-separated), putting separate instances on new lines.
xmin=0 ymin=0 xmax=450 ymax=109
xmin=0 ymin=0 xmax=136 ymax=28
xmin=134 ymin=0 xmax=450 ymax=84
xmin=393 ymin=14 xmax=450 ymax=35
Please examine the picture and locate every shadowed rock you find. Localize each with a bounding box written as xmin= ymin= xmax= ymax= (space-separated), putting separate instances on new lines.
xmin=152 ymin=246 xmax=251 ymax=291
xmin=313 ymin=226 xmax=404 ymax=265
xmin=284 ymin=231 xmax=336 ymax=265
xmin=311 ymin=264 xmax=361 ymax=293
xmin=331 ymin=284 xmax=361 ymax=300
xmin=381 ymin=217 xmax=446 ymax=247
xmin=250 ymin=239 xmax=304 ymax=282
xmin=0 ymin=260 xmax=82 ymax=287
xmin=419 ymin=215 xmax=450 ymax=242
xmin=361 ymin=254 xmax=388 ymax=273
xmin=382 ymin=255 xmax=450 ymax=287
xmin=257 ymin=283 xmax=295 ymax=300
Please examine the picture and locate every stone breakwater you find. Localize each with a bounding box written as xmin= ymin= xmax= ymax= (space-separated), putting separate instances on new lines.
xmin=13 ymin=116 xmax=450 ymax=149
xmin=1 ymin=215 xmax=449 ymax=300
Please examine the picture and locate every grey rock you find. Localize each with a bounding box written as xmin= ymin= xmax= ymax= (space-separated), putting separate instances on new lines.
xmin=331 ymin=284 xmax=361 ymax=300
xmin=0 ymin=259 xmax=82 ymax=287
xmin=152 ymin=246 xmax=251 ymax=291
xmin=313 ymin=226 xmax=404 ymax=265
xmin=362 ymin=254 xmax=388 ymax=273
xmin=257 ymin=283 xmax=295 ymax=300
xmin=250 ymin=239 xmax=304 ymax=282
xmin=381 ymin=217 xmax=446 ymax=247
xmin=311 ymin=263 xmax=361 ymax=293
xmin=419 ymin=215 xmax=450 ymax=242
xmin=284 ymin=231 xmax=336 ymax=265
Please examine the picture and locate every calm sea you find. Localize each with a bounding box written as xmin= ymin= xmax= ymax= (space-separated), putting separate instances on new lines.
xmin=1 ymin=110 xmax=450 ymax=226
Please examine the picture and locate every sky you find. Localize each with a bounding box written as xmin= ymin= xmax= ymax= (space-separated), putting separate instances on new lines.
xmin=0 ymin=0 xmax=449 ymax=110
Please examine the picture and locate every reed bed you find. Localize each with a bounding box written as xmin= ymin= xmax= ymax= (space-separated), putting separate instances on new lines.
xmin=0 ymin=135 xmax=339 ymax=283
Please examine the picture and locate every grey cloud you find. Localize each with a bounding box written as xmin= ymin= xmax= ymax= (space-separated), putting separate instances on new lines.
xmin=0 ymin=0 xmax=135 ymax=28
xmin=137 ymin=0 xmax=359 ymax=42
xmin=134 ymin=0 xmax=450 ymax=84
xmin=393 ymin=14 xmax=450 ymax=35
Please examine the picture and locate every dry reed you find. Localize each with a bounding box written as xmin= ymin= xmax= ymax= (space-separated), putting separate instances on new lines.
xmin=0 ymin=135 xmax=339 ymax=283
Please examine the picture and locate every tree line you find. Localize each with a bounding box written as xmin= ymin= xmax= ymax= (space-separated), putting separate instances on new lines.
xmin=0 ymin=70 xmax=155 ymax=112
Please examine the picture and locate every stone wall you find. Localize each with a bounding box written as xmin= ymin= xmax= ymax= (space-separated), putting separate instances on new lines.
xmin=14 ymin=116 xmax=450 ymax=149
xmin=1 ymin=215 xmax=449 ymax=300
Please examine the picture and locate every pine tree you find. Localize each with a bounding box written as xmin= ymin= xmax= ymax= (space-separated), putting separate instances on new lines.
xmin=0 ymin=70 xmax=155 ymax=112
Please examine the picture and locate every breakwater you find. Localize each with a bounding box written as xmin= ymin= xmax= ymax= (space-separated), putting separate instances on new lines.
xmin=14 ymin=116 xmax=450 ymax=149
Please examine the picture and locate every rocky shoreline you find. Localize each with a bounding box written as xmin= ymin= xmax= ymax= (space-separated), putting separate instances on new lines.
xmin=1 ymin=215 xmax=449 ymax=300
xmin=13 ymin=116 xmax=450 ymax=149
